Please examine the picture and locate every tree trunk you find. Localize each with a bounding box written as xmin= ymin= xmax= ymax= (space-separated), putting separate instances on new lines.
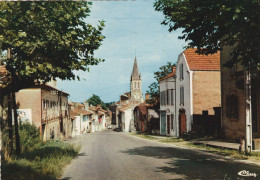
xmin=7 ymin=93 xmax=13 ymax=157
xmin=12 ymin=92 xmax=20 ymax=155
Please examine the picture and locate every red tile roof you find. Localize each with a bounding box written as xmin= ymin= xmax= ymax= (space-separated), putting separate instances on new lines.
xmin=71 ymin=108 xmax=93 ymax=117
xmin=183 ymin=48 xmax=220 ymax=71
xmin=118 ymin=103 xmax=131 ymax=112
xmin=135 ymin=103 xmax=147 ymax=115
xmin=160 ymin=67 xmax=176 ymax=81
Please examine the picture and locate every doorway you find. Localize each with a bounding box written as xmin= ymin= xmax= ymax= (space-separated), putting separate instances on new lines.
xmin=160 ymin=111 xmax=166 ymax=135
xmin=167 ymin=115 xmax=170 ymax=135
xmin=179 ymin=108 xmax=186 ymax=136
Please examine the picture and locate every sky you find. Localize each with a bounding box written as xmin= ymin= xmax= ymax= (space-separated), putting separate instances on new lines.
xmin=57 ymin=0 xmax=186 ymax=103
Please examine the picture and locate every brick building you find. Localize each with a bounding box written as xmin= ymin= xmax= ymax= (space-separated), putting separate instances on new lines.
xmin=175 ymin=48 xmax=221 ymax=136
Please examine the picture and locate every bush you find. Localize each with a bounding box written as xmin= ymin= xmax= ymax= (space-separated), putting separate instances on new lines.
xmin=19 ymin=122 xmax=43 ymax=153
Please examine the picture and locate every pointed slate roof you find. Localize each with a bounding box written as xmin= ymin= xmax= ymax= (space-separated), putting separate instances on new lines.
xmin=131 ymin=57 xmax=141 ymax=80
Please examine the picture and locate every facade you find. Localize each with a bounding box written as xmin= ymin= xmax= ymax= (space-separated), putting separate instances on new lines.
xmin=110 ymin=101 xmax=120 ymax=129
xmin=221 ymin=46 xmax=260 ymax=150
xmin=134 ymin=102 xmax=160 ymax=134
xmin=134 ymin=103 xmax=148 ymax=132
xmin=89 ymin=105 xmax=107 ymax=132
xmin=70 ymin=102 xmax=93 ymax=136
xmin=118 ymin=104 xmax=132 ymax=132
xmin=15 ymin=84 xmax=71 ymax=141
xmin=175 ymin=48 xmax=221 ymax=137
xmin=159 ymin=67 xmax=177 ymax=136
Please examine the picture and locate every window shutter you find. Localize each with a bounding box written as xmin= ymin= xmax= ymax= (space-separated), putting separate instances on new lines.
xmin=226 ymin=95 xmax=230 ymax=118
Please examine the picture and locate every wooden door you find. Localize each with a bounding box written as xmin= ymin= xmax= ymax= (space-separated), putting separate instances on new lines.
xmin=167 ymin=115 xmax=170 ymax=135
xmin=179 ymin=109 xmax=186 ymax=136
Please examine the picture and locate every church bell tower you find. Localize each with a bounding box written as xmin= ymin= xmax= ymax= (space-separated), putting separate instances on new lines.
xmin=130 ymin=57 xmax=143 ymax=104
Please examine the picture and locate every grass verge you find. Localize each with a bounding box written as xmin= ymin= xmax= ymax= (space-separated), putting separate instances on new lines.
xmin=2 ymin=140 xmax=80 ymax=180
xmin=129 ymin=133 xmax=260 ymax=162
xmin=188 ymin=143 xmax=260 ymax=161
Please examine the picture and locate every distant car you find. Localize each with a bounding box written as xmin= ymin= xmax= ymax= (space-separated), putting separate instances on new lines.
xmin=107 ymin=124 xmax=112 ymax=129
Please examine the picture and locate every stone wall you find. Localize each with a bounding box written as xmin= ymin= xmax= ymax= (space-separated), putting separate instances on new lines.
xmin=221 ymin=47 xmax=246 ymax=140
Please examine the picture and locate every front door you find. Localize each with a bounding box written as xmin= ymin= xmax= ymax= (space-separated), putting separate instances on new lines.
xmin=179 ymin=109 xmax=186 ymax=136
xmin=161 ymin=111 xmax=166 ymax=135
xmin=167 ymin=115 xmax=170 ymax=135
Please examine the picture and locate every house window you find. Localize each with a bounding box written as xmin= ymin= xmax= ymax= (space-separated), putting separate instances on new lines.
xmin=171 ymin=89 xmax=174 ymax=105
xmin=171 ymin=114 xmax=174 ymax=129
xmin=180 ymin=63 xmax=184 ymax=80
xmin=138 ymin=82 xmax=140 ymax=88
xmin=135 ymin=82 xmax=136 ymax=89
xmin=167 ymin=90 xmax=170 ymax=105
xmin=226 ymin=91 xmax=238 ymax=121
xmin=180 ymin=87 xmax=184 ymax=106
xmin=160 ymin=91 xmax=166 ymax=106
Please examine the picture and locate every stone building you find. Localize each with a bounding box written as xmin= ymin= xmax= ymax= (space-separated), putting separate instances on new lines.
xmin=221 ymin=46 xmax=260 ymax=150
xmin=134 ymin=102 xmax=159 ymax=134
xmin=15 ymin=84 xmax=71 ymax=141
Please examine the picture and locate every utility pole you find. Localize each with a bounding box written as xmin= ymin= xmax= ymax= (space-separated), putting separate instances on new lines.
xmin=245 ymin=69 xmax=252 ymax=153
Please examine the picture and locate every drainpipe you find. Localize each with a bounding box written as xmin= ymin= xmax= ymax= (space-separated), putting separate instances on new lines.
xmin=175 ymin=76 xmax=177 ymax=137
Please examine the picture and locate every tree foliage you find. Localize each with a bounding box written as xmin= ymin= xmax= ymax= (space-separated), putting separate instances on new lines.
xmin=87 ymin=94 xmax=107 ymax=110
xmin=146 ymin=62 xmax=175 ymax=104
xmin=154 ymin=0 xmax=260 ymax=69
xmin=0 ymin=1 xmax=105 ymax=91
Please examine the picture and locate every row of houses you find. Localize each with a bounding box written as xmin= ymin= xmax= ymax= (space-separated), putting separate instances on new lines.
xmin=157 ymin=47 xmax=260 ymax=151
xmin=113 ymin=48 xmax=259 ymax=151
xmin=159 ymin=48 xmax=221 ymax=137
xmin=0 ymin=69 xmax=111 ymax=141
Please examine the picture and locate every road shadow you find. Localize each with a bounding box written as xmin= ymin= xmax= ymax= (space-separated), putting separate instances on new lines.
xmin=121 ymin=146 xmax=260 ymax=179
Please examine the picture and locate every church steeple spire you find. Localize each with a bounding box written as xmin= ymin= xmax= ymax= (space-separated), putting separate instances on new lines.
xmin=131 ymin=57 xmax=141 ymax=80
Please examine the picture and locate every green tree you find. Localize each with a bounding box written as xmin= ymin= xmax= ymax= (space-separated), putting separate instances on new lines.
xmin=87 ymin=94 xmax=107 ymax=110
xmin=154 ymin=0 xmax=260 ymax=69
xmin=0 ymin=1 xmax=105 ymax=157
xmin=146 ymin=62 xmax=175 ymax=104
xmin=0 ymin=1 xmax=105 ymax=91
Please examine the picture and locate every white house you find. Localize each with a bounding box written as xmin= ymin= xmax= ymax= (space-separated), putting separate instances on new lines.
xmin=89 ymin=105 xmax=107 ymax=132
xmin=118 ymin=104 xmax=132 ymax=132
xmin=70 ymin=103 xmax=94 ymax=135
xmin=175 ymin=48 xmax=221 ymax=136
xmin=159 ymin=67 xmax=177 ymax=136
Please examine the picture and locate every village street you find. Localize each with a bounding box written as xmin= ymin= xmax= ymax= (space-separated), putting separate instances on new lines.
xmin=62 ymin=130 xmax=260 ymax=180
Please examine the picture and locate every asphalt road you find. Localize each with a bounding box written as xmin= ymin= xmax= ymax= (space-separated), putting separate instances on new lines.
xmin=62 ymin=130 xmax=260 ymax=180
